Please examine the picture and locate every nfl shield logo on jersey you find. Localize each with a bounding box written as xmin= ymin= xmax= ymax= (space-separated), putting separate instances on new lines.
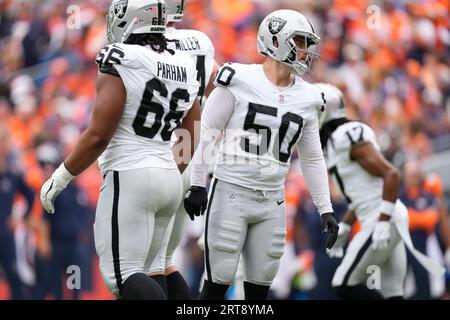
xmin=268 ymin=17 xmax=287 ymax=34
xmin=114 ymin=0 xmax=128 ymax=19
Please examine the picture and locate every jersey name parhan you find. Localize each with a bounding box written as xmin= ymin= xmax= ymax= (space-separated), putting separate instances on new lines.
xmin=95 ymin=43 xmax=200 ymax=174
xmin=156 ymin=61 xmax=187 ymax=82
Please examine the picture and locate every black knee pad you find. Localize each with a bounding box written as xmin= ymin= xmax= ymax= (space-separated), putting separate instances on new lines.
xmin=167 ymin=271 xmax=191 ymax=300
xmin=244 ymin=281 xmax=270 ymax=300
xmin=334 ymin=285 xmax=384 ymax=300
xmin=121 ymin=273 xmax=167 ymax=300
xmin=198 ymin=279 xmax=229 ymax=300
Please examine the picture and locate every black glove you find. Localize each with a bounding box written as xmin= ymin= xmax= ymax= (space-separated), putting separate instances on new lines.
xmin=321 ymin=212 xmax=339 ymax=249
xmin=184 ymin=186 xmax=208 ymax=221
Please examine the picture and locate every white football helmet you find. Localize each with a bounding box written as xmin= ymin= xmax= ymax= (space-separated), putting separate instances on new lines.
xmin=106 ymin=0 xmax=167 ymax=44
xmin=257 ymin=9 xmax=320 ymax=75
xmin=165 ymin=0 xmax=185 ymax=22
xmin=315 ymin=83 xmax=346 ymax=127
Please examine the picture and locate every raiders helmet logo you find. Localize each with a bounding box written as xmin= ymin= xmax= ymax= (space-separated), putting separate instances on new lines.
xmin=114 ymin=0 xmax=128 ymax=19
xmin=268 ymin=17 xmax=287 ymax=34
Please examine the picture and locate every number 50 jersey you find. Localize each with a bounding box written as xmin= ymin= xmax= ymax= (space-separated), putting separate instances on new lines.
xmin=95 ymin=43 xmax=199 ymax=174
xmin=213 ymin=63 xmax=325 ymax=191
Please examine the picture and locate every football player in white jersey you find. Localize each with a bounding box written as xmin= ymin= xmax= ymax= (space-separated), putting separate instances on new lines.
xmin=184 ymin=10 xmax=339 ymax=300
xmin=40 ymin=0 xmax=200 ymax=299
xmin=147 ymin=0 xmax=219 ymax=299
xmin=318 ymin=83 xmax=445 ymax=299
xmin=165 ymin=0 xmax=218 ymax=105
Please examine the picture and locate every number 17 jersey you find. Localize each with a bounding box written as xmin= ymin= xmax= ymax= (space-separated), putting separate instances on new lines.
xmin=213 ymin=63 xmax=325 ymax=191
xmin=95 ymin=43 xmax=199 ymax=174
xmin=324 ymin=121 xmax=383 ymax=226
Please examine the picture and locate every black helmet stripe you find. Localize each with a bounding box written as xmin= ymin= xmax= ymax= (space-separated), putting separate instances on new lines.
xmin=306 ymin=17 xmax=315 ymax=33
xmin=157 ymin=0 xmax=162 ymax=25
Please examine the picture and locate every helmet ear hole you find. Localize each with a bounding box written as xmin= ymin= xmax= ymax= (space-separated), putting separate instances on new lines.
xmin=272 ymin=36 xmax=279 ymax=48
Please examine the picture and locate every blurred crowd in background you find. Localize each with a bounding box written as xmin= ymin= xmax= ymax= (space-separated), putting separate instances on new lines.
xmin=0 ymin=0 xmax=449 ymax=299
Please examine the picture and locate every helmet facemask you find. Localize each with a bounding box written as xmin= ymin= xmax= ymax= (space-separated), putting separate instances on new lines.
xmin=282 ymin=33 xmax=320 ymax=76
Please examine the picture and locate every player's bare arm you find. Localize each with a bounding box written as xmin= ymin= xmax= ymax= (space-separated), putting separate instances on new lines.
xmin=341 ymin=209 xmax=357 ymax=226
xmin=65 ymin=73 xmax=126 ymax=175
xmin=173 ymin=97 xmax=201 ymax=174
xmin=40 ymin=73 xmax=126 ymax=214
xmin=350 ymin=142 xmax=401 ymax=221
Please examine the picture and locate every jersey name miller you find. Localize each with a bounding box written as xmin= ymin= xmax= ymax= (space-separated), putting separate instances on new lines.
xmin=172 ymin=37 xmax=201 ymax=51
xmin=157 ymin=62 xmax=187 ymax=83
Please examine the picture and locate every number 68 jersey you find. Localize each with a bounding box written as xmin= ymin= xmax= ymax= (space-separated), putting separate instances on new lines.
xmin=95 ymin=43 xmax=199 ymax=174
xmin=213 ymin=63 xmax=325 ymax=191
